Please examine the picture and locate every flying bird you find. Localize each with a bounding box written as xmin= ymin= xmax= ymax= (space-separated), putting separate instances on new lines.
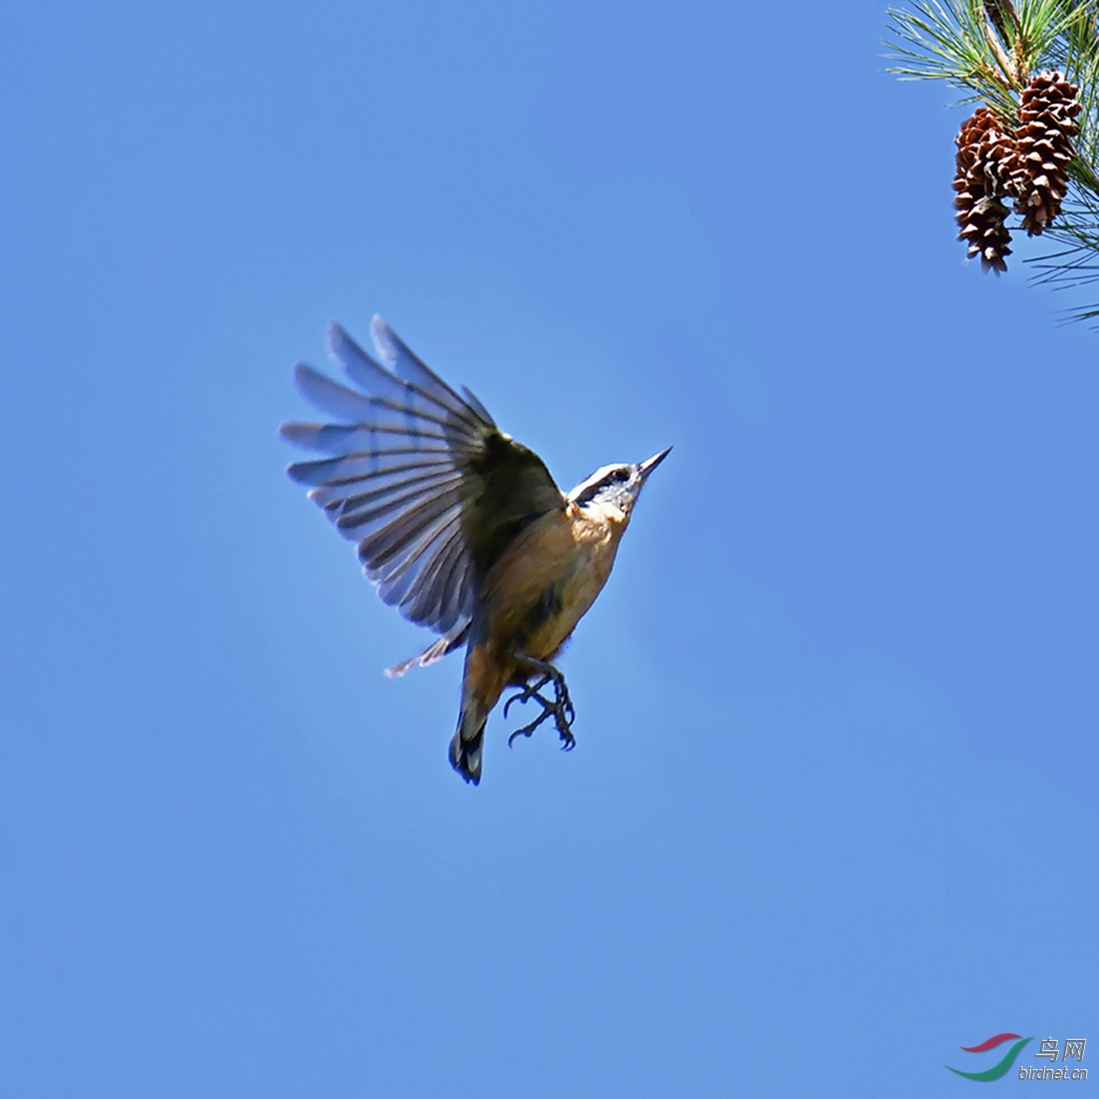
xmin=281 ymin=317 xmax=670 ymax=784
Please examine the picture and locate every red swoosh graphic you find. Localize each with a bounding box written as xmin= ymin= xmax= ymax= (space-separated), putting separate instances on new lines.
xmin=961 ymin=1033 xmax=1022 ymax=1053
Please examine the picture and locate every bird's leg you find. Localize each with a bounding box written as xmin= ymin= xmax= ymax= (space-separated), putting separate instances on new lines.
xmin=503 ymin=673 xmax=552 ymax=719
xmin=504 ymin=656 xmax=576 ymax=751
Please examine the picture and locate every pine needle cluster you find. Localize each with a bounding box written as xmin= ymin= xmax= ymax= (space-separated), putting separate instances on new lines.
xmin=886 ymin=0 xmax=1099 ymax=321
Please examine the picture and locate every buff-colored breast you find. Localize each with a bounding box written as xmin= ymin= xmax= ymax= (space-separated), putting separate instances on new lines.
xmin=480 ymin=501 xmax=628 ymax=662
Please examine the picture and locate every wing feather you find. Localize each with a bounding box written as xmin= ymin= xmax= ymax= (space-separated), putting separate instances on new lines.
xmin=369 ymin=317 xmax=483 ymax=418
xmin=397 ymin=526 xmax=468 ymax=628
xmin=293 ymin=365 xmax=452 ymax=439
xmin=321 ymin=469 xmax=462 ymax=522
xmin=287 ymin=452 xmax=452 ymax=488
xmin=281 ymin=317 xmax=566 ymax=652
xmin=282 ymin=424 xmax=450 ymax=457
xmin=375 ymin=526 xmax=454 ymax=606
xmin=330 ymin=323 xmax=486 ymax=434
xmin=349 ymin=496 xmax=465 ymax=570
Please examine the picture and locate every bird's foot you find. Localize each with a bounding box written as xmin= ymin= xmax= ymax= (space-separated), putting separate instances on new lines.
xmin=504 ymin=661 xmax=576 ymax=750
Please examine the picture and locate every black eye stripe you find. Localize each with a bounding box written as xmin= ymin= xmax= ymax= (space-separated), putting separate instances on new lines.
xmin=574 ymin=467 xmax=631 ymax=505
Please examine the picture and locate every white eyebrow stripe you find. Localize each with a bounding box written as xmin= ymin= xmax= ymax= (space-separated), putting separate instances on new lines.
xmin=567 ymin=464 xmax=631 ymax=505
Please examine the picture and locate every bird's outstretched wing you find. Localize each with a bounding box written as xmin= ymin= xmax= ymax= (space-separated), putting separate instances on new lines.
xmin=281 ymin=316 xmax=565 ymax=662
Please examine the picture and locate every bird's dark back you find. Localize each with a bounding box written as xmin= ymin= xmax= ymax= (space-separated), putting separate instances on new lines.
xmin=456 ymin=428 xmax=565 ymax=580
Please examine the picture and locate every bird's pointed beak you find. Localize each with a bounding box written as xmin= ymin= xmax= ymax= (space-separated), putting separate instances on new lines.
xmin=637 ymin=446 xmax=672 ymax=480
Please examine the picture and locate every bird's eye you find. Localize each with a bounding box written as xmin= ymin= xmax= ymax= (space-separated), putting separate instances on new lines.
xmin=611 ymin=468 xmax=629 ymax=483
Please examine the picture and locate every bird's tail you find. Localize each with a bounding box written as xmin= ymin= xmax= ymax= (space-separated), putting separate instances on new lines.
xmin=449 ymin=701 xmax=487 ymax=785
xmin=450 ymin=630 xmax=505 ymax=785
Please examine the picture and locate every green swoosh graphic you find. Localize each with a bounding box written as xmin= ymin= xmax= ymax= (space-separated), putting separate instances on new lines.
xmin=946 ymin=1037 xmax=1033 ymax=1081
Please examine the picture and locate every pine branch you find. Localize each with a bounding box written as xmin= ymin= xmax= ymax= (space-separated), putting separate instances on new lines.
xmin=887 ymin=0 xmax=1099 ymax=321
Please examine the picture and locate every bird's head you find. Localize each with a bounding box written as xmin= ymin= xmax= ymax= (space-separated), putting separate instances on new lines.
xmin=567 ymin=447 xmax=672 ymax=519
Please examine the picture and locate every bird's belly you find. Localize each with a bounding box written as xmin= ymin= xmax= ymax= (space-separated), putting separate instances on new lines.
xmin=480 ymin=505 xmax=624 ymax=665
xmin=522 ymin=573 xmax=604 ymax=660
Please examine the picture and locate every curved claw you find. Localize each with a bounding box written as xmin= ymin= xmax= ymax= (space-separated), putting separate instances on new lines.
xmin=503 ymin=674 xmax=551 ymax=720
xmin=503 ymin=662 xmax=577 ymax=753
xmin=507 ymin=704 xmax=555 ymax=747
xmin=504 ymin=688 xmax=550 ymax=721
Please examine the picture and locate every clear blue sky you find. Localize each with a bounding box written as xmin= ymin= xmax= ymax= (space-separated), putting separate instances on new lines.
xmin=1 ymin=2 xmax=1096 ymax=1095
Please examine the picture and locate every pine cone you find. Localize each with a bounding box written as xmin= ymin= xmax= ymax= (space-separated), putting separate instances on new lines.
xmin=1012 ymin=70 xmax=1080 ymax=235
xmin=953 ymin=107 xmax=1019 ymax=274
